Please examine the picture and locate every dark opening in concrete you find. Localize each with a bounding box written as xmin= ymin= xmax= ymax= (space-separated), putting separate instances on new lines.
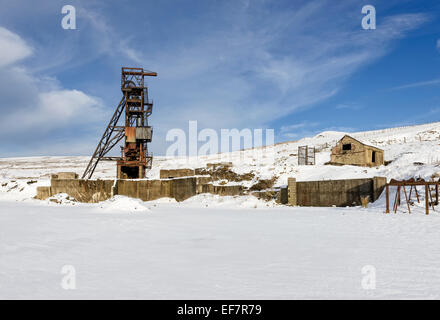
xmin=121 ymin=166 xmax=139 ymax=179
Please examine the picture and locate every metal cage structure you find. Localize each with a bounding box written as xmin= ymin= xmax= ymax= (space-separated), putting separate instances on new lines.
xmin=298 ymin=146 xmax=315 ymax=166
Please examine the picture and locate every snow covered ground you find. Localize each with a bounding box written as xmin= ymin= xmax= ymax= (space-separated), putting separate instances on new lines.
xmin=1 ymin=195 xmax=440 ymax=299
xmin=1 ymin=121 xmax=440 ymax=299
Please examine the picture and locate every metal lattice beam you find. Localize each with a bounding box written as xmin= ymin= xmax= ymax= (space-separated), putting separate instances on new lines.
xmin=81 ymin=97 xmax=126 ymax=179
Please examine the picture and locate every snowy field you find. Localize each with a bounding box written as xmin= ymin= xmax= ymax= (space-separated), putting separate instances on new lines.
xmin=2 ymin=121 xmax=440 ymax=299
xmin=1 ymin=196 xmax=440 ymax=299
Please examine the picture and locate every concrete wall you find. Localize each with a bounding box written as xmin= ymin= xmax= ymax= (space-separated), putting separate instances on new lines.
xmin=288 ymin=178 xmax=297 ymax=206
xmin=51 ymin=172 xmax=79 ymax=179
xmin=49 ymin=179 xmax=114 ymax=203
xmin=171 ymin=177 xmax=197 ymax=201
xmin=198 ymin=183 xmax=243 ymax=196
xmin=290 ymin=177 xmax=386 ymax=207
xmin=278 ymin=187 xmax=288 ymax=204
xmin=330 ymin=135 xmax=384 ymax=167
xmin=373 ymin=176 xmax=387 ymax=201
xmin=35 ymin=186 xmax=51 ymax=200
xmin=196 ymin=176 xmax=213 ymax=194
xmin=206 ymin=162 xmax=233 ymax=170
xmin=160 ymin=169 xmax=195 ymax=179
xmin=212 ymin=185 xmax=243 ymax=196
xmin=117 ymin=179 xmax=173 ymax=201
xmin=36 ymin=176 xmax=204 ymax=203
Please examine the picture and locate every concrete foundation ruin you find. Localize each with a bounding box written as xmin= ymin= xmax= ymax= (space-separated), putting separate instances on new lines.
xmin=37 ymin=165 xmax=387 ymax=208
xmin=284 ymin=177 xmax=387 ymax=207
xmin=36 ymin=167 xmax=245 ymax=203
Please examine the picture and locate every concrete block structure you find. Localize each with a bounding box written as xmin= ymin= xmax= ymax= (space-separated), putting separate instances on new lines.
xmin=159 ymin=169 xmax=195 ymax=179
xmin=51 ymin=172 xmax=79 ymax=180
xmin=288 ymin=178 xmax=297 ymax=206
xmin=330 ymin=135 xmax=384 ymax=167
xmin=47 ymin=178 xmax=114 ymax=202
xmin=206 ymin=162 xmax=233 ymax=170
xmin=288 ymin=177 xmax=386 ymax=207
xmin=35 ymin=172 xmax=242 ymax=203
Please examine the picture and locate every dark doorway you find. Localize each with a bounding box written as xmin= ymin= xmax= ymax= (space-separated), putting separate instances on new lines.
xmin=121 ymin=166 xmax=139 ymax=179
xmin=372 ymin=151 xmax=376 ymax=163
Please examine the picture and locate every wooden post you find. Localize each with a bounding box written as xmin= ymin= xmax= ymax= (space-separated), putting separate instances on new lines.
xmin=414 ymin=186 xmax=420 ymax=203
xmin=425 ymin=184 xmax=429 ymax=215
xmin=436 ymin=184 xmax=439 ymax=205
xmin=393 ymin=186 xmax=401 ymax=213
xmin=385 ymin=184 xmax=390 ymax=213
xmin=428 ymin=184 xmax=435 ymax=211
xmin=403 ymin=186 xmax=411 ymax=214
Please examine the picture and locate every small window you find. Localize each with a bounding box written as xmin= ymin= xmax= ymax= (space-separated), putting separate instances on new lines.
xmin=342 ymin=143 xmax=352 ymax=151
xmin=372 ymin=151 xmax=376 ymax=163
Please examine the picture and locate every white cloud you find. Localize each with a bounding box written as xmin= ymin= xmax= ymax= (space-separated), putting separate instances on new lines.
xmin=437 ymin=39 xmax=440 ymax=52
xmin=0 ymin=27 xmax=32 ymax=68
xmin=0 ymin=27 xmax=106 ymax=141
xmin=0 ymin=89 xmax=103 ymax=134
xmin=389 ymin=78 xmax=440 ymax=91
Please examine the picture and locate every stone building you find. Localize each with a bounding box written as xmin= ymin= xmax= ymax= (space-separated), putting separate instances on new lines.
xmin=330 ymin=135 xmax=384 ymax=167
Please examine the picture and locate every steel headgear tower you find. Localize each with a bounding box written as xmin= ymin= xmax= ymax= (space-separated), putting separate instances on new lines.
xmin=82 ymin=67 xmax=157 ymax=180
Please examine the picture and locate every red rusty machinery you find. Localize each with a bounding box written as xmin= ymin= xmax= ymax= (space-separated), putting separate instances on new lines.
xmin=82 ymin=67 xmax=157 ymax=179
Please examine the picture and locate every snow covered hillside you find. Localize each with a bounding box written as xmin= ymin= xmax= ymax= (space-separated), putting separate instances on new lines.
xmin=1 ymin=121 xmax=440 ymax=201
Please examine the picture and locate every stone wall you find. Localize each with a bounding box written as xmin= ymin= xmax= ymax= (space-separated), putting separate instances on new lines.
xmin=330 ymin=135 xmax=384 ymax=167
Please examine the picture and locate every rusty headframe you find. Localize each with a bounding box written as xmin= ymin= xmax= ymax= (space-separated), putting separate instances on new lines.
xmin=82 ymin=67 xmax=157 ymax=179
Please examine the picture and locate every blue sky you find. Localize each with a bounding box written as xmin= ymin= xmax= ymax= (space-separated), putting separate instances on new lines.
xmin=0 ymin=0 xmax=439 ymax=156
